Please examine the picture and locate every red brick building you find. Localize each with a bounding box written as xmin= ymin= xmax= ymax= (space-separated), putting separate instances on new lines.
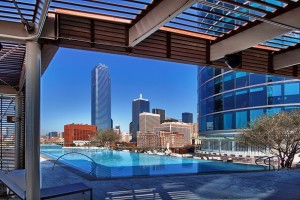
xmin=64 ymin=124 xmax=97 ymax=146
xmin=159 ymin=131 xmax=184 ymax=148
xmin=137 ymin=132 xmax=160 ymax=149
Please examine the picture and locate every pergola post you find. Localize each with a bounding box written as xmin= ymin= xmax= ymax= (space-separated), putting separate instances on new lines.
xmin=14 ymin=94 xmax=22 ymax=169
xmin=25 ymin=41 xmax=41 ymax=200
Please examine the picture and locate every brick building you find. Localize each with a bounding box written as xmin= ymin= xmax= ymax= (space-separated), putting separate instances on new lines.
xmin=64 ymin=124 xmax=97 ymax=146
xmin=137 ymin=132 xmax=160 ymax=149
xmin=137 ymin=131 xmax=185 ymax=149
xmin=159 ymin=131 xmax=184 ymax=148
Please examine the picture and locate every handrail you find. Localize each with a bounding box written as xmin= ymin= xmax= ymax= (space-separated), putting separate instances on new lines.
xmin=51 ymin=152 xmax=97 ymax=174
xmin=255 ymin=156 xmax=280 ymax=171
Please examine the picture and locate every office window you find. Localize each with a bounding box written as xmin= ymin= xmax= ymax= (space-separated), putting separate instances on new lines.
xmin=214 ymin=68 xmax=222 ymax=76
xmin=200 ymin=117 xmax=206 ymax=132
xmin=249 ymin=87 xmax=266 ymax=107
xmin=250 ymin=109 xmax=264 ymax=126
xmin=206 ymin=80 xmax=214 ymax=97
xmin=214 ymin=95 xmax=223 ymax=112
xmin=267 ymin=84 xmax=283 ymax=105
xmin=236 ymin=89 xmax=249 ymax=108
xmin=284 ymin=82 xmax=300 ymax=103
xmin=206 ymin=98 xmax=214 ymax=114
xmin=236 ymin=72 xmax=248 ymax=88
xmin=214 ymin=77 xmax=223 ymax=94
xmin=267 ymin=75 xmax=283 ymax=82
xmin=266 ymin=107 xmax=282 ymax=116
xmin=224 ymin=112 xmax=234 ymax=130
xmin=223 ymin=92 xmax=235 ymax=110
xmin=200 ymin=100 xmax=206 ymax=115
xmin=249 ymin=73 xmax=266 ymax=85
xmin=284 ymin=106 xmax=300 ymax=112
xmin=206 ymin=115 xmax=213 ymax=131
xmin=223 ymin=72 xmax=234 ymax=91
xmin=214 ymin=113 xmax=223 ymax=130
xmin=236 ymin=110 xmax=248 ymax=128
xmin=201 ymin=85 xmax=207 ymax=99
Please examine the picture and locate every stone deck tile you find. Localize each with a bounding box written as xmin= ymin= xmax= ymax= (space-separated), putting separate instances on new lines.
xmin=39 ymin=159 xmax=300 ymax=200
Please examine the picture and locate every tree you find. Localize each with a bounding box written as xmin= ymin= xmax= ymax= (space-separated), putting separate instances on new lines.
xmin=90 ymin=129 xmax=121 ymax=148
xmin=236 ymin=110 xmax=300 ymax=168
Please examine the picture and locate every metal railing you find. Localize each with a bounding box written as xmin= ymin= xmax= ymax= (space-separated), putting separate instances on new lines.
xmin=255 ymin=156 xmax=280 ymax=171
xmin=51 ymin=152 xmax=98 ymax=174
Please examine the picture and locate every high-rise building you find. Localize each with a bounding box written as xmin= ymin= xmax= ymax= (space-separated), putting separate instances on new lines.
xmin=132 ymin=94 xmax=150 ymax=141
xmin=198 ymin=67 xmax=300 ymax=154
xmin=48 ymin=131 xmax=58 ymax=138
xmin=64 ymin=124 xmax=97 ymax=146
xmin=152 ymin=108 xmax=165 ymax=123
xmin=182 ymin=112 xmax=193 ymax=123
xmin=139 ymin=112 xmax=160 ymax=133
xmin=91 ymin=64 xmax=111 ymax=130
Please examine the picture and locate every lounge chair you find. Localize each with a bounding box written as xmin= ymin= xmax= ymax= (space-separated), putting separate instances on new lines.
xmin=0 ymin=170 xmax=92 ymax=200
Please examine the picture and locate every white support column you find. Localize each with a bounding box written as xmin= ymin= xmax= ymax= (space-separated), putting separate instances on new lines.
xmin=14 ymin=94 xmax=22 ymax=169
xmin=25 ymin=41 xmax=41 ymax=200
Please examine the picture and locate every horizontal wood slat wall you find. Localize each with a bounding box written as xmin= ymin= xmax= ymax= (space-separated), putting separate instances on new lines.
xmin=53 ymin=13 xmax=300 ymax=79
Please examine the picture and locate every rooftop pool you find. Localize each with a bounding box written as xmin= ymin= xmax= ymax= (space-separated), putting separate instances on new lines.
xmin=41 ymin=145 xmax=266 ymax=179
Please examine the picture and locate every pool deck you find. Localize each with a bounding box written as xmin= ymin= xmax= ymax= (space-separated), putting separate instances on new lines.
xmin=39 ymin=157 xmax=300 ymax=200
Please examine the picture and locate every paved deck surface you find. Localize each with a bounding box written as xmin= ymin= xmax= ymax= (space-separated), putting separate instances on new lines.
xmin=39 ymin=158 xmax=300 ymax=200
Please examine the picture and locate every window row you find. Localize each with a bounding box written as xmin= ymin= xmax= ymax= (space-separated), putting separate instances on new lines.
xmin=199 ymin=106 xmax=300 ymax=132
xmin=200 ymin=83 xmax=300 ymax=115
xmin=198 ymin=69 xmax=289 ymax=99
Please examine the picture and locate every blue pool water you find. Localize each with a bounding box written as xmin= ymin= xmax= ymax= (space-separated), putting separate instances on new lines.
xmin=41 ymin=145 xmax=266 ymax=179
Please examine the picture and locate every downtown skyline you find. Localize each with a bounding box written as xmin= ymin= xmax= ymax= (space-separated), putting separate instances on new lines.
xmin=41 ymin=48 xmax=197 ymax=135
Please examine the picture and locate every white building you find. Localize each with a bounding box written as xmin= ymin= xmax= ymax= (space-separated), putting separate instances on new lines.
xmin=139 ymin=112 xmax=160 ymax=133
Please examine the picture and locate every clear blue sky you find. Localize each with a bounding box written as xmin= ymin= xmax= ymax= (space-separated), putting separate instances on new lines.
xmin=41 ymin=48 xmax=198 ymax=135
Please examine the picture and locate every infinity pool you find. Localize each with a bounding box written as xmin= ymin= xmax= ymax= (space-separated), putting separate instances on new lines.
xmin=41 ymin=145 xmax=266 ymax=179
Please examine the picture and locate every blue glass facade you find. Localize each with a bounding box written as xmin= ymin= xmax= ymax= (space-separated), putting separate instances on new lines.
xmin=182 ymin=112 xmax=193 ymax=123
xmin=91 ymin=64 xmax=111 ymax=130
xmin=198 ymin=67 xmax=300 ymax=134
xmin=132 ymin=95 xmax=150 ymax=141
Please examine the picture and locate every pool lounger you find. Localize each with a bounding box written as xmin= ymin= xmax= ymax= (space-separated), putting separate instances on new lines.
xmin=0 ymin=170 xmax=93 ymax=200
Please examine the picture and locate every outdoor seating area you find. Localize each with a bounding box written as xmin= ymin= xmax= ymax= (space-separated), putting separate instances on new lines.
xmin=194 ymin=151 xmax=277 ymax=166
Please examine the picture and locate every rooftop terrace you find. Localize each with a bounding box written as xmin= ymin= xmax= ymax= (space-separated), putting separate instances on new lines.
xmin=41 ymin=157 xmax=300 ymax=199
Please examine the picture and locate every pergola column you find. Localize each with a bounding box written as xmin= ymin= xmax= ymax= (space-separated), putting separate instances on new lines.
xmin=25 ymin=41 xmax=41 ymax=200
xmin=14 ymin=94 xmax=22 ymax=169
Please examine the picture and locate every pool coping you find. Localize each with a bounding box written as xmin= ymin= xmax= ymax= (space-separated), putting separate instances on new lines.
xmin=41 ymin=154 xmax=271 ymax=182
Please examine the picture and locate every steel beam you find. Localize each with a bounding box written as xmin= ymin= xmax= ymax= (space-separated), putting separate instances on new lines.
xmin=128 ymin=0 xmax=197 ymax=47
xmin=25 ymin=41 xmax=41 ymax=200
xmin=41 ymin=44 xmax=58 ymax=75
xmin=273 ymin=48 xmax=300 ymax=69
xmin=210 ymin=6 xmax=300 ymax=61
xmin=0 ymin=0 xmax=51 ymax=42
xmin=14 ymin=94 xmax=22 ymax=169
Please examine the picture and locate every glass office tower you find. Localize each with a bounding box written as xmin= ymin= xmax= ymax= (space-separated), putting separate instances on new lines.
xmin=182 ymin=112 xmax=193 ymax=123
xmin=91 ymin=64 xmax=111 ymax=130
xmin=132 ymin=94 xmax=150 ymax=141
xmin=198 ymin=67 xmax=300 ymax=153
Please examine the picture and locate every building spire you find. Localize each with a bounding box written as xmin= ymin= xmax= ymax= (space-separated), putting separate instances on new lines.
xmin=140 ymin=94 xmax=142 ymax=99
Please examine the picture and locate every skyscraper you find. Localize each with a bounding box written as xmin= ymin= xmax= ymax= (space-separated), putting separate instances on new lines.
xmin=152 ymin=108 xmax=165 ymax=123
xmin=132 ymin=94 xmax=150 ymax=141
xmin=91 ymin=64 xmax=111 ymax=130
xmin=182 ymin=112 xmax=193 ymax=123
